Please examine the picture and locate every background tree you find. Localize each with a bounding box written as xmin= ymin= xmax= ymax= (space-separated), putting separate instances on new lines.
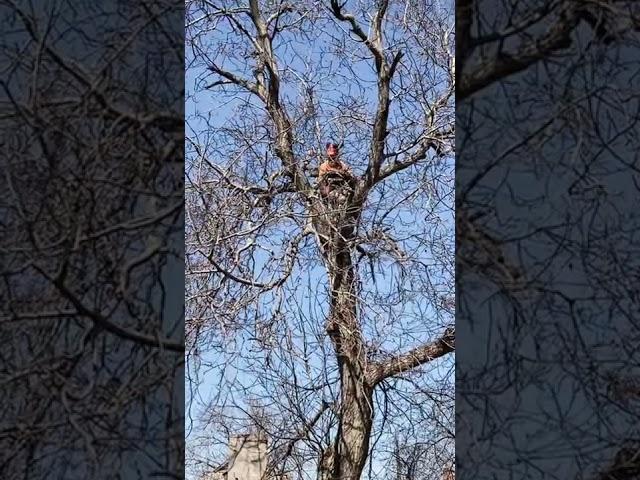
xmin=185 ymin=1 xmax=455 ymax=479
xmin=0 ymin=0 xmax=184 ymax=478
xmin=457 ymin=1 xmax=640 ymax=479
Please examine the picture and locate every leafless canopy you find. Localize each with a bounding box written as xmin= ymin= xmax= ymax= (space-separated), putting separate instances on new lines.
xmin=186 ymin=1 xmax=454 ymax=479
xmin=0 ymin=1 xmax=183 ymax=478
xmin=457 ymin=1 xmax=640 ymax=479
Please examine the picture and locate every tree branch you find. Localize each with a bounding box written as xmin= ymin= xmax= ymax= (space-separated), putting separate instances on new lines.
xmin=367 ymin=327 xmax=455 ymax=384
xmin=328 ymin=0 xmax=403 ymax=188
xmin=276 ymin=401 xmax=331 ymax=467
xmin=377 ymin=129 xmax=451 ymax=182
xmin=458 ymin=4 xmax=599 ymax=99
xmin=329 ymin=0 xmax=384 ymax=70
xmin=35 ymin=267 xmax=184 ymax=353
xmin=207 ymin=64 xmax=261 ymax=97
xmin=247 ymin=0 xmax=309 ymax=192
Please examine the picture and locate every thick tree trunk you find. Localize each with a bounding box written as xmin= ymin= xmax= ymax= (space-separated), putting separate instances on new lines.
xmin=326 ymin=244 xmax=373 ymax=480
xmin=335 ymin=360 xmax=374 ymax=480
xmin=312 ymin=179 xmax=375 ymax=480
xmin=313 ymin=184 xmax=455 ymax=479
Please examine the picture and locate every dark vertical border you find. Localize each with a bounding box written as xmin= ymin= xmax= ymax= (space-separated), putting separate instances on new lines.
xmin=0 ymin=1 xmax=184 ymax=478
xmin=457 ymin=1 xmax=640 ymax=479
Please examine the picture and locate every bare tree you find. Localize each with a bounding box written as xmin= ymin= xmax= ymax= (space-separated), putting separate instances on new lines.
xmin=0 ymin=1 xmax=184 ymax=478
xmin=385 ymin=434 xmax=454 ymax=480
xmin=185 ymin=1 xmax=454 ymax=479
xmin=457 ymin=1 xmax=640 ymax=479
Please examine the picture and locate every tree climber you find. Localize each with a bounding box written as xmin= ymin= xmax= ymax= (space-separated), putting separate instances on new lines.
xmin=317 ymin=142 xmax=355 ymax=201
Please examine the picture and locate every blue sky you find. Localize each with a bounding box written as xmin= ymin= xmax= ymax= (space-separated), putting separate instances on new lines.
xmin=185 ymin=2 xmax=454 ymax=478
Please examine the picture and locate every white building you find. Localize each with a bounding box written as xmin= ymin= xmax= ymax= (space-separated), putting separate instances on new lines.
xmin=207 ymin=433 xmax=287 ymax=480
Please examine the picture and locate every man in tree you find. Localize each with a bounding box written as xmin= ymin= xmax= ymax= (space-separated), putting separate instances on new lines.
xmin=186 ymin=1 xmax=455 ymax=479
xmin=442 ymin=465 xmax=455 ymax=480
xmin=317 ymin=142 xmax=354 ymax=202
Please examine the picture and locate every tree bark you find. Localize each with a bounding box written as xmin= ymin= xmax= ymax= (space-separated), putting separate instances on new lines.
xmin=318 ymin=198 xmax=373 ymax=480
xmin=335 ymin=363 xmax=373 ymax=480
xmin=327 ymin=249 xmax=373 ymax=480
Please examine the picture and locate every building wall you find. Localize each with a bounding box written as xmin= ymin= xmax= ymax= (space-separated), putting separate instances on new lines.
xmin=225 ymin=435 xmax=268 ymax=480
xmin=208 ymin=472 xmax=226 ymax=480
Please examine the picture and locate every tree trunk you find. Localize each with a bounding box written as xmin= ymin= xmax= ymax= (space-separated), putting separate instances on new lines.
xmin=335 ymin=358 xmax=374 ymax=480
xmin=312 ymin=178 xmax=373 ymax=480
xmin=326 ymin=244 xmax=373 ymax=480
